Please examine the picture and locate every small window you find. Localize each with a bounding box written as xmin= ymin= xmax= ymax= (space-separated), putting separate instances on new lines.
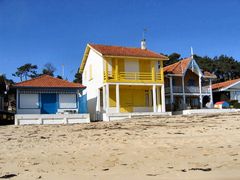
xmin=59 ymin=94 xmax=77 ymax=109
xmin=84 ymin=70 xmax=87 ymax=81
xmin=188 ymin=78 xmax=195 ymax=86
xmin=89 ymin=64 xmax=93 ymax=80
xmin=20 ymin=94 xmax=39 ymax=108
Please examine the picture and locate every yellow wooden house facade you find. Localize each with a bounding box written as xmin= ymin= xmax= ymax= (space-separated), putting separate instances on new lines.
xmin=80 ymin=43 xmax=169 ymax=121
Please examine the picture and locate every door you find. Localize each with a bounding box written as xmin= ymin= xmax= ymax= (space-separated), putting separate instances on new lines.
xmin=120 ymin=90 xmax=133 ymax=112
xmin=41 ymin=93 xmax=57 ymax=114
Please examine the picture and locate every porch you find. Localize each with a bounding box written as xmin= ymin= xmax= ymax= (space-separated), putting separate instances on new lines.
xmin=96 ymin=83 xmax=166 ymax=120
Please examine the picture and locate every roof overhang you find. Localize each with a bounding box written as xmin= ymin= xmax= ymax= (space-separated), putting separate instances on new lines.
xmin=79 ymin=44 xmax=169 ymax=73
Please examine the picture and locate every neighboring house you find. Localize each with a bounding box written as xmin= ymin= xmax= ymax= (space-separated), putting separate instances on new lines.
xmin=79 ymin=42 xmax=169 ymax=121
xmin=0 ymin=75 xmax=15 ymax=121
xmin=164 ymin=57 xmax=216 ymax=111
xmin=212 ymin=78 xmax=240 ymax=103
xmin=13 ymin=75 xmax=89 ymax=125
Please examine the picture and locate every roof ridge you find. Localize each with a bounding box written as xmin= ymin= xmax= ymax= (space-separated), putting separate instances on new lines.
xmin=89 ymin=43 xmax=142 ymax=50
xmin=14 ymin=74 xmax=49 ymax=85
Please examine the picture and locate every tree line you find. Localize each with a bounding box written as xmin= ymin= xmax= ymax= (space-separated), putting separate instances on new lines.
xmin=2 ymin=53 xmax=240 ymax=85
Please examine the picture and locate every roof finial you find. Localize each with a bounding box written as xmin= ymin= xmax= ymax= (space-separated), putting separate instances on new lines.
xmin=141 ymin=28 xmax=147 ymax=50
xmin=190 ymin=46 xmax=194 ymax=59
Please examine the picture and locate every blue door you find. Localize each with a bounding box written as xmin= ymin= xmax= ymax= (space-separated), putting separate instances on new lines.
xmin=41 ymin=93 xmax=57 ymax=114
xmin=79 ymin=94 xmax=88 ymax=113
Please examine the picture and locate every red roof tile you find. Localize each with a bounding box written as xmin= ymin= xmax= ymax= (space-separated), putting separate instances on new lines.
xmin=212 ymin=78 xmax=240 ymax=90
xmin=13 ymin=75 xmax=85 ymax=88
xmin=163 ymin=58 xmax=192 ymax=75
xmin=89 ymin=44 xmax=168 ymax=59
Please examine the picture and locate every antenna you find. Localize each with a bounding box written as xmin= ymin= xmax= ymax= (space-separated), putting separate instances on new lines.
xmin=142 ymin=28 xmax=147 ymax=40
xmin=62 ymin=64 xmax=64 ymax=78
xmin=190 ymin=47 xmax=194 ymax=58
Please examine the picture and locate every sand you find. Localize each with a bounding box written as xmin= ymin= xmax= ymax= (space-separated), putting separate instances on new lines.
xmin=0 ymin=112 xmax=240 ymax=180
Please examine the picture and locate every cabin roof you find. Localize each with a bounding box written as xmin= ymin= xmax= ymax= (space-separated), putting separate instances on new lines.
xmin=212 ymin=78 xmax=240 ymax=90
xmin=163 ymin=58 xmax=192 ymax=75
xmin=13 ymin=75 xmax=85 ymax=89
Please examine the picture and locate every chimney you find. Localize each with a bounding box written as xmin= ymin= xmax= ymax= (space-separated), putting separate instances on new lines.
xmin=141 ymin=39 xmax=146 ymax=50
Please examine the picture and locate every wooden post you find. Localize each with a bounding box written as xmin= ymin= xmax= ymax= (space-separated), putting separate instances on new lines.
xmin=115 ymin=58 xmax=119 ymax=80
xmin=151 ymin=61 xmax=156 ymax=81
xmin=153 ymin=85 xmax=157 ymax=112
xmin=105 ymin=58 xmax=108 ymax=81
xmin=169 ymin=76 xmax=174 ymax=111
xmin=209 ymin=79 xmax=213 ymax=107
xmin=103 ymin=85 xmax=106 ymax=111
xmin=161 ymin=84 xmax=166 ymax=112
xmin=106 ymin=84 xmax=109 ymax=113
xmin=156 ymin=86 xmax=160 ymax=112
xmin=160 ymin=61 xmax=163 ymax=82
xmin=116 ymin=84 xmax=120 ymax=113
xmin=96 ymin=88 xmax=100 ymax=112
xmin=199 ymin=76 xmax=202 ymax=108
xmin=182 ymin=76 xmax=186 ymax=109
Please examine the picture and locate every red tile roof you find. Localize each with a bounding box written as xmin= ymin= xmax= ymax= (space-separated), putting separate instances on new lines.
xmin=13 ymin=75 xmax=85 ymax=88
xmin=212 ymin=78 xmax=240 ymax=90
xmin=89 ymin=44 xmax=168 ymax=59
xmin=163 ymin=58 xmax=192 ymax=75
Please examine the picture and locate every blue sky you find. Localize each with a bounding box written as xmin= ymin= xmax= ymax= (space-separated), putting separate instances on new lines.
xmin=1 ymin=0 xmax=240 ymax=81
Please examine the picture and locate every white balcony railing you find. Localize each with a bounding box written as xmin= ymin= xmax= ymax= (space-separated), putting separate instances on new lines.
xmin=165 ymin=86 xmax=211 ymax=94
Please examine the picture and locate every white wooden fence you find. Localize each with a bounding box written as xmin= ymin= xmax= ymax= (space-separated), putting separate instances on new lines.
xmin=15 ymin=114 xmax=90 ymax=125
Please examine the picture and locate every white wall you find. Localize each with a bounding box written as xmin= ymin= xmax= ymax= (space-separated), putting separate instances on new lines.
xmin=82 ymin=49 xmax=104 ymax=120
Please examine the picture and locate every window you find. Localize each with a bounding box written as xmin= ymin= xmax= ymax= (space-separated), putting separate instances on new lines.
xmin=89 ymin=64 xmax=93 ymax=80
xmin=188 ymin=78 xmax=195 ymax=86
xmin=19 ymin=94 xmax=39 ymax=108
xmin=84 ymin=70 xmax=87 ymax=81
xmin=59 ymin=94 xmax=77 ymax=109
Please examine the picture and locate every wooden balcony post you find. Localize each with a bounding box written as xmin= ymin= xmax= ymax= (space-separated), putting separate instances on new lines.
xmin=115 ymin=58 xmax=119 ymax=80
xmin=160 ymin=61 xmax=163 ymax=82
xmin=151 ymin=61 xmax=156 ymax=81
xmin=105 ymin=58 xmax=108 ymax=81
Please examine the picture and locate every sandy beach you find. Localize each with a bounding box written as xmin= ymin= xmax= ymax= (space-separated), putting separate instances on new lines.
xmin=0 ymin=112 xmax=240 ymax=180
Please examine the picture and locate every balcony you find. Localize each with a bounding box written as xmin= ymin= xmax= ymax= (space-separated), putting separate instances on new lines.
xmin=104 ymin=71 xmax=163 ymax=83
xmin=165 ymin=86 xmax=211 ymax=94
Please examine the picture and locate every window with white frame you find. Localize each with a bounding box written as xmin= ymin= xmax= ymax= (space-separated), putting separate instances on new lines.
xmin=19 ymin=94 xmax=39 ymax=108
xmin=59 ymin=94 xmax=77 ymax=109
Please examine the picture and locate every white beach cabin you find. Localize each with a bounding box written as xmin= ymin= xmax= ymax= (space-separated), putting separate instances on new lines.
xmin=14 ymin=75 xmax=89 ymax=125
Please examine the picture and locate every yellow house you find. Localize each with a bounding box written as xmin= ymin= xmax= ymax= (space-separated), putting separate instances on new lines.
xmin=80 ymin=41 xmax=169 ymax=121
